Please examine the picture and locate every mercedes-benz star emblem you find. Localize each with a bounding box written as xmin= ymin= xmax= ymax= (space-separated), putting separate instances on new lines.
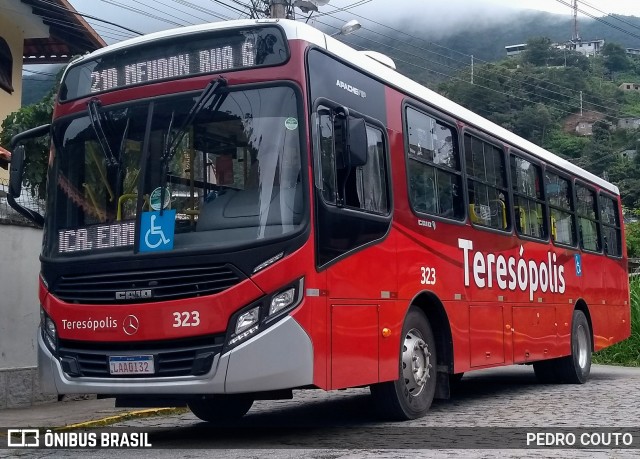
xmin=123 ymin=315 xmax=140 ymax=336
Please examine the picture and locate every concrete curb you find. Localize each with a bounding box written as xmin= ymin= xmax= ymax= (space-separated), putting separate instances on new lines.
xmin=56 ymin=407 xmax=189 ymax=430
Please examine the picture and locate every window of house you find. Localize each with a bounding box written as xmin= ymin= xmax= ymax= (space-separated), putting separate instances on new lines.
xmin=406 ymin=107 xmax=464 ymax=220
xmin=511 ymin=154 xmax=547 ymax=239
xmin=545 ymin=172 xmax=576 ymax=246
xmin=599 ymin=194 xmax=622 ymax=257
xmin=465 ymin=133 xmax=509 ymax=230
xmin=0 ymin=37 xmax=14 ymax=94
xmin=576 ymin=184 xmax=601 ymax=252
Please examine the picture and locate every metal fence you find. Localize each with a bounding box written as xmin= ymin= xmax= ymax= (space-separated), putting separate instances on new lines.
xmin=0 ymin=178 xmax=45 ymax=227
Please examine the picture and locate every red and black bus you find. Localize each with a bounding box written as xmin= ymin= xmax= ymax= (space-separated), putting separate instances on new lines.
xmin=8 ymin=19 xmax=630 ymax=421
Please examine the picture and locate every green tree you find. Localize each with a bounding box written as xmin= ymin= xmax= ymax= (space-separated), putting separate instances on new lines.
xmin=0 ymin=81 xmax=58 ymax=199
xmin=522 ymin=37 xmax=554 ymax=67
xmin=602 ymin=42 xmax=631 ymax=73
xmin=544 ymin=131 xmax=589 ymax=159
xmin=626 ymin=221 xmax=640 ymax=258
xmin=514 ymin=104 xmax=554 ymax=144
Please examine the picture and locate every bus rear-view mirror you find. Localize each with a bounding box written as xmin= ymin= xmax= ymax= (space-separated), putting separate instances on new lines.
xmin=9 ymin=145 xmax=25 ymax=198
xmin=348 ymin=117 xmax=367 ymax=168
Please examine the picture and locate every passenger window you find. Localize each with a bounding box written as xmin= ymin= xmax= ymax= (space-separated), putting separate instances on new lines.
xmin=511 ymin=155 xmax=547 ymax=239
xmin=464 ymin=134 xmax=509 ymax=230
xmin=599 ymin=195 xmax=622 ymax=257
xmin=545 ymin=172 xmax=576 ymax=246
xmin=406 ymin=108 xmax=464 ymax=220
xmin=315 ymin=105 xmax=389 ymax=215
xmin=576 ymin=184 xmax=601 ymax=252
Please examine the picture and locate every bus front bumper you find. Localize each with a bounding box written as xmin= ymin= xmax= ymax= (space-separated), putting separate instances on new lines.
xmin=38 ymin=315 xmax=313 ymax=395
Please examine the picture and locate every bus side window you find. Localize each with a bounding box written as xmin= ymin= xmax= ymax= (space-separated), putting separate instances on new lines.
xmin=464 ymin=134 xmax=509 ymax=231
xmin=405 ymin=107 xmax=464 ymax=220
xmin=545 ymin=172 xmax=576 ymax=246
xmin=576 ymin=184 xmax=601 ymax=252
xmin=599 ymin=194 xmax=622 ymax=257
xmin=510 ymin=154 xmax=547 ymax=240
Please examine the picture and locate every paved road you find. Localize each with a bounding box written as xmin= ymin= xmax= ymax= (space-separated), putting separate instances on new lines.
xmin=6 ymin=364 xmax=640 ymax=458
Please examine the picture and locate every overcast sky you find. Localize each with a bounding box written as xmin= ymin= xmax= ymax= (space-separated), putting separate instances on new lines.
xmin=64 ymin=0 xmax=640 ymax=44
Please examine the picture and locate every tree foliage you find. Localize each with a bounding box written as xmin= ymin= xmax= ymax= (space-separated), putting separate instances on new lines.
xmin=602 ymin=42 xmax=631 ymax=73
xmin=626 ymin=221 xmax=640 ymax=258
xmin=0 ymin=81 xmax=57 ymax=199
xmin=437 ymin=36 xmax=640 ymax=221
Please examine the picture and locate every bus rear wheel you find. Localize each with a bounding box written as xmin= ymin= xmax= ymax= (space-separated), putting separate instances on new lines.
xmin=370 ymin=307 xmax=437 ymax=420
xmin=533 ymin=309 xmax=592 ymax=384
xmin=188 ymin=394 xmax=254 ymax=423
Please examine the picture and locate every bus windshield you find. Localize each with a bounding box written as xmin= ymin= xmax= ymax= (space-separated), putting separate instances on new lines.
xmin=47 ymin=85 xmax=304 ymax=257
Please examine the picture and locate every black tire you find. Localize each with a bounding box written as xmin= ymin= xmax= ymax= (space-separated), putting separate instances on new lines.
xmin=448 ymin=372 xmax=464 ymax=394
xmin=533 ymin=310 xmax=592 ymax=384
xmin=188 ymin=394 xmax=254 ymax=422
xmin=557 ymin=310 xmax=592 ymax=383
xmin=450 ymin=372 xmax=464 ymax=385
xmin=533 ymin=359 xmax=558 ymax=383
xmin=370 ymin=307 xmax=437 ymax=420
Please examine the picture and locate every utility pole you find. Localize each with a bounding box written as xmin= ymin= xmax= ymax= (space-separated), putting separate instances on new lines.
xmin=580 ymin=90 xmax=583 ymax=117
xmin=572 ymin=0 xmax=580 ymax=41
xmin=270 ymin=0 xmax=287 ymax=18
xmin=471 ymin=55 xmax=474 ymax=84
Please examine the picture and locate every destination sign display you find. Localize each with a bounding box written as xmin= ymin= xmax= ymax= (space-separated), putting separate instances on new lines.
xmin=58 ymin=221 xmax=135 ymax=254
xmin=60 ymin=26 xmax=288 ymax=101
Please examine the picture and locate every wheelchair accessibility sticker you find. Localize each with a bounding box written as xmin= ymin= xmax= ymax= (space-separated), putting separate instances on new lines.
xmin=574 ymin=253 xmax=582 ymax=277
xmin=140 ymin=210 xmax=176 ymax=252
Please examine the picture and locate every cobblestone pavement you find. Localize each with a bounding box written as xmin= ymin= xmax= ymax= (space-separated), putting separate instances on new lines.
xmin=5 ymin=364 xmax=640 ymax=458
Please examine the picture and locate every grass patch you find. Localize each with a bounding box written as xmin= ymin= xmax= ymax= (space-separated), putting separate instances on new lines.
xmin=593 ymin=278 xmax=640 ymax=367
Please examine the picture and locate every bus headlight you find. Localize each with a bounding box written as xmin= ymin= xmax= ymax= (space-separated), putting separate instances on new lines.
xmin=235 ymin=307 xmax=260 ymax=335
xmin=269 ymin=288 xmax=296 ymax=316
xmin=40 ymin=307 xmax=58 ymax=354
xmin=225 ymin=278 xmax=305 ymax=350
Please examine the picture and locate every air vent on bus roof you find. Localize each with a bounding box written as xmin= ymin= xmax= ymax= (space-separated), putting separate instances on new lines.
xmin=359 ymin=50 xmax=396 ymax=70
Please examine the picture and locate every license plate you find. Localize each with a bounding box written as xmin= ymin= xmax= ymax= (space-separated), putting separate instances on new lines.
xmin=108 ymin=355 xmax=155 ymax=375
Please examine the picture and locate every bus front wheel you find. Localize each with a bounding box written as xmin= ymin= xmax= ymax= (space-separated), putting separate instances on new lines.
xmin=370 ymin=307 xmax=437 ymax=420
xmin=188 ymin=394 xmax=254 ymax=422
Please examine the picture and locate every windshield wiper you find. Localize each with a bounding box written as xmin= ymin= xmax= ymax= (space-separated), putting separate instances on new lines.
xmin=160 ymin=76 xmax=228 ymax=167
xmin=87 ymin=98 xmax=118 ymax=168
xmin=158 ymin=76 xmax=227 ymax=213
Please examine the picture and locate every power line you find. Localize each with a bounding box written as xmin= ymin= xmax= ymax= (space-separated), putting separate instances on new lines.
xmin=310 ymin=2 xmax=627 ymax=112
xmin=312 ymin=18 xmax=583 ymax=118
xmin=169 ymin=0 xmax=234 ymax=21
xmin=555 ymin=0 xmax=640 ymax=41
xmin=579 ymin=0 xmax=640 ymax=33
xmin=311 ymin=13 xmax=599 ymax=115
xmin=348 ymin=30 xmax=586 ymax=114
xmin=33 ymin=0 xmax=143 ymax=35
xmin=151 ymin=0 xmax=215 ymax=23
xmin=315 ymin=5 xmax=638 ymax=118
xmin=310 ymin=0 xmax=374 ymax=19
xmin=99 ymin=0 xmax=192 ymax=27
xmin=208 ymin=0 xmax=252 ymax=18
xmin=89 ymin=21 xmax=138 ymax=37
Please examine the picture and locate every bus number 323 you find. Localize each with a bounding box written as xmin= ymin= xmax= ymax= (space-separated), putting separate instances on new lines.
xmin=172 ymin=311 xmax=200 ymax=327
xmin=420 ymin=267 xmax=436 ymax=285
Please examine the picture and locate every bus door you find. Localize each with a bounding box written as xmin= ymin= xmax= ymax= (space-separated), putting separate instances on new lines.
xmin=313 ymin=104 xmax=393 ymax=388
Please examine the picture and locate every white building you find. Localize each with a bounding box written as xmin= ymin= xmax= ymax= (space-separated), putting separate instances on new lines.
xmin=505 ymin=44 xmax=527 ymax=57
xmin=567 ymin=39 xmax=605 ymax=57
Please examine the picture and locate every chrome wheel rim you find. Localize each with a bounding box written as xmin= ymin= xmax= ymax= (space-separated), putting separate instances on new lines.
xmin=402 ymin=328 xmax=432 ymax=397
xmin=576 ymin=324 xmax=589 ymax=369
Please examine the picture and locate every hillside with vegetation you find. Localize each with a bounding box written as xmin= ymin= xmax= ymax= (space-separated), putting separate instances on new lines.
xmin=438 ymin=38 xmax=640 ymax=210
